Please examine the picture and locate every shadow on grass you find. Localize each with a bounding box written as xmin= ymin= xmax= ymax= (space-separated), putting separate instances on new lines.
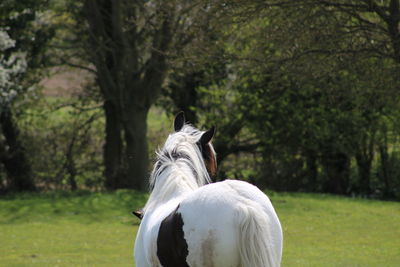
xmin=0 ymin=190 xmax=148 ymax=225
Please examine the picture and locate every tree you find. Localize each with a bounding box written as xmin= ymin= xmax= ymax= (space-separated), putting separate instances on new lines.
xmin=247 ymin=0 xmax=400 ymax=195
xmin=209 ymin=1 xmax=400 ymax=195
xmin=231 ymin=0 xmax=400 ymax=62
xmin=62 ymin=0 xmax=217 ymax=190
xmin=0 ymin=0 xmax=53 ymax=191
xmin=140 ymin=0 xmax=400 ymax=196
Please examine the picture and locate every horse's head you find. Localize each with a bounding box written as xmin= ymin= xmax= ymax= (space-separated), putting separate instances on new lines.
xmin=149 ymin=111 xmax=217 ymax=192
xmin=173 ymin=111 xmax=217 ymax=178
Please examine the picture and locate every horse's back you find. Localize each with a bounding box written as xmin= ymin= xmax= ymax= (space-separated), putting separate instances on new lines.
xmin=178 ymin=180 xmax=282 ymax=267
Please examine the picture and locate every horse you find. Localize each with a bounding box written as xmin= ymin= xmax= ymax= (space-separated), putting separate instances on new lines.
xmin=134 ymin=112 xmax=283 ymax=267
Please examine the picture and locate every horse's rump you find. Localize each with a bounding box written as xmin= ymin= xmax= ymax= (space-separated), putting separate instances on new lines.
xmin=177 ymin=180 xmax=282 ymax=267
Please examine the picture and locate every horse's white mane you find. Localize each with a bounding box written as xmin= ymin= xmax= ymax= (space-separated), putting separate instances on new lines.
xmin=144 ymin=124 xmax=214 ymax=212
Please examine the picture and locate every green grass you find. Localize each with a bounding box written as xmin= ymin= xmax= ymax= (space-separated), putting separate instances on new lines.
xmin=271 ymin=193 xmax=400 ymax=266
xmin=0 ymin=191 xmax=399 ymax=266
xmin=0 ymin=190 xmax=145 ymax=267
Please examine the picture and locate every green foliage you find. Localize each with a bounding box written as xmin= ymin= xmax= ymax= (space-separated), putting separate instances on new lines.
xmin=12 ymin=101 xmax=172 ymax=191
xmin=0 ymin=0 xmax=54 ymax=105
xmin=18 ymin=95 xmax=105 ymax=190
xmin=147 ymin=107 xmax=171 ymax=162
xmin=2 ymin=0 xmax=400 ymax=199
xmin=180 ymin=2 xmax=400 ymax=198
xmin=0 ymin=30 xmax=27 ymax=108
xmin=0 ymin=0 xmax=56 ymax=192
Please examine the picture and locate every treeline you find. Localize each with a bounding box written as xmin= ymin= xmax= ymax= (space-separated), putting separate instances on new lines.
xmin=1 ymin=0 xmax=400 ymax=200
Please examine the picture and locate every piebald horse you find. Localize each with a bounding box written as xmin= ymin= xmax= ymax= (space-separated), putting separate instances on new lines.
xmin=134 ymin=112 xmax=283 ymax=267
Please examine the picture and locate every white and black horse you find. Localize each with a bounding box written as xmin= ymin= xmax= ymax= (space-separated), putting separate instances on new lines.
xmin=134 ymin=112 xmax=283 ymax=267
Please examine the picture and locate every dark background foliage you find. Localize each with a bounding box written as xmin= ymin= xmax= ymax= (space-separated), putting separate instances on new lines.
xmin=1 ymin=0 xmax=400 ymax=200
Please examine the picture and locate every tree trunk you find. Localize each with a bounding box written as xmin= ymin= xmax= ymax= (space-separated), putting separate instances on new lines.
xmin=103 ymin=100 xmax=123 ymax=190
xmin=378 ymin=131 xmax=394 ymax=198
xmin=65 ymin=138 xmax=78 ymax=191
xmin=103 ymin=101 xmax=149 ymax=190
xmin=123 ymin=108 xmax=149 ymax=190
xmin=387 ymin=0 xmax=400 ymax=63
xmin=305 ymin=150 xmax=318 ymax=192
xmin=0 ymin=109 xmax=35 ymax=191
xmin=355 ymin=153 xmax=372 ymax=195
xmin=82 ymin=0 xmax=174 ymax=190
xmin=322 ymin=152 xmax=350 ymax=195
xmin=354 ymin=131 xmax=375 ymax=195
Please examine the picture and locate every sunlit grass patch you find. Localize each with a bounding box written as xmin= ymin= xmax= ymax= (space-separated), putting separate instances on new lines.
xmin=272 ymin=193 xmax=400 ymax=267
xmin=0 ymin=191 xmax=399 ymax=266
xmin=0 ymin=190 xmax=145 ymax=266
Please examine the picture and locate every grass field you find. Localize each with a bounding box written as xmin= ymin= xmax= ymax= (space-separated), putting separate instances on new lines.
xmin=0 ymin=190 xmax=399 ymax=267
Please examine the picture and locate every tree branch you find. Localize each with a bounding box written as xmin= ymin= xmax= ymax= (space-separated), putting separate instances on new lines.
xmin=63 ymin=61 xmax=97 ymax=74
xmin=362 ymin=0 xmax=391 ymax=22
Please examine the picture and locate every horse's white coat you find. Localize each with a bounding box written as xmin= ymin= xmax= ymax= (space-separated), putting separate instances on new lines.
xmin=179 ymin=180 xmax=282 ymax=267
xmin=134 ymin=124 xmax=283 ymax=267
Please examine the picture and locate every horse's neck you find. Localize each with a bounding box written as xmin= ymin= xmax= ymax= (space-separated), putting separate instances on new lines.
xmin=144 ymin=168 xmax=198 ymax=213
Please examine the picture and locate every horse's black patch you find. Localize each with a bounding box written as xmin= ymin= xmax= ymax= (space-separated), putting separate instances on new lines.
xmin=157 ymin=205 xmax=189 ymax=267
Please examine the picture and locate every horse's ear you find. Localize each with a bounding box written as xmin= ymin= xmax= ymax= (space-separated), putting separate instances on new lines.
xmin=174 ymin=111 xmax=185 ymax=132
xmin=199 ymin=126 xmax=215 ymax=146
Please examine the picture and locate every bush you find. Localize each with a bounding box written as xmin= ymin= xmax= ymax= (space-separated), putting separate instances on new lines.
xmin=18 ymin=96 xmax=104 ymax=190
